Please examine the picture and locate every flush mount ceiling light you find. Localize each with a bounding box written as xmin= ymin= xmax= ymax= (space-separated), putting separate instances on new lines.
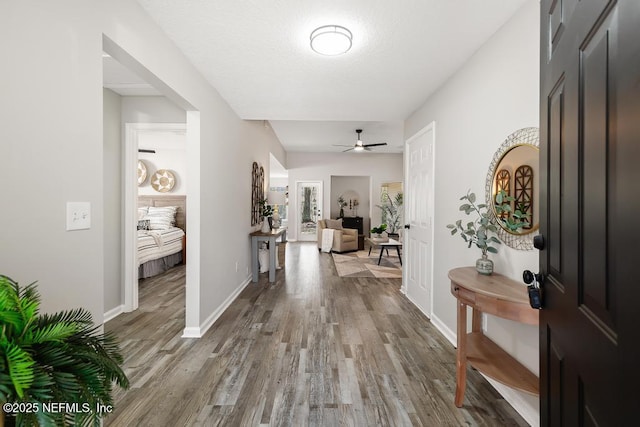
xmin=310 ymin=25 xmax=353 ymax=56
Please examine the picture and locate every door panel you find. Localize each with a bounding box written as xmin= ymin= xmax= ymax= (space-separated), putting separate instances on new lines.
xmin=540 ymin=0 xmax=639 ymax=424
xmin=403 ymin=124 xmax=434 ymax=316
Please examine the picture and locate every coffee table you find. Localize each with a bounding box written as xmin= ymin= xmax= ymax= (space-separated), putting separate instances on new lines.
xmin=366 ymin=238 xmax=402 ymax=266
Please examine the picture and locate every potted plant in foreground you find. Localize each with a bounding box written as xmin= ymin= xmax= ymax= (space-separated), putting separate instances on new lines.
xmin=0 ymin=275 xmax=129 ymax=426
xmin=446 ymin=190 xmax=501 ymax=275
xmin=376 ymin=192 xmax=403 ymax=238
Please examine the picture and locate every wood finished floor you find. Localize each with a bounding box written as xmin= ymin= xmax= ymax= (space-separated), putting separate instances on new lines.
xmin=105 ymin=243 xmax=528 ymax=427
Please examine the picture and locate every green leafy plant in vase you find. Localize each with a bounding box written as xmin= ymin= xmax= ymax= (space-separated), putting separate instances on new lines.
xmin=337 ymin=195 xmax=347 ymax=218
xmin=259 ymin=198 xmax=273 ymax=232
xmin=370 ymin=224 xmax=388 ymax=239
xmin=446 ymin=190 xmax=501 ymax=275
xmin=0 ymin=275 xmax=129 ymax=426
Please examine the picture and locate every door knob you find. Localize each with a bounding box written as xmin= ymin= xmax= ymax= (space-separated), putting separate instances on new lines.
xmin=533 ymin=234 xmax=545 ymax=250
xmin=404 ymin=224 xmax=411 ymax=229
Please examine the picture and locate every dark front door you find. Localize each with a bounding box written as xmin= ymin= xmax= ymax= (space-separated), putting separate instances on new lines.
xmin=540 ymin=0 xmax=640 ymax=425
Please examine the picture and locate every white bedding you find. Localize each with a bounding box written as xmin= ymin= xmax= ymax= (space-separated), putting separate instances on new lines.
xmin=138 ymin=227 xmax=185 ymax=266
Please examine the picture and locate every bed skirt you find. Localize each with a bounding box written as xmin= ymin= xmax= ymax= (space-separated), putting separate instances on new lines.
xmin=138 ymin=251 xmax=183 ymax=279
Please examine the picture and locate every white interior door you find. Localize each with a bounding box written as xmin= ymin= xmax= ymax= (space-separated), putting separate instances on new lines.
xmin=296 ymin=181 xmax=323 ymax=241
xmin=403 ymin=123 xmax=435 ymax=317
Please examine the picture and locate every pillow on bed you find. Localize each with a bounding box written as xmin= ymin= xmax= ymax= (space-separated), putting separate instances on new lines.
xmin=138 ymin=207 xmax=149 ymax=220
xmin=137 ymin=219 xmax=150 ymax=230
xmin=145 ymin=206 xmax=178 ymax=230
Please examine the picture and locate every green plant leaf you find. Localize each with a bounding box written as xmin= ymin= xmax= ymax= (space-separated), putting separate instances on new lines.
xmin=468 ymin=192 xmax=476 ymax=203
xmin=487 ymin=246 xmax=499 ymax=254
xmin=459 ymin=204 xmax=470 ymax=211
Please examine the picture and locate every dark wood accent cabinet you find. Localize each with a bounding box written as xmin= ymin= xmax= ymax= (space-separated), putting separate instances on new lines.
xmin=341 ymin=216 xmax=363 ymax=234
xmin=341 ymin=217 xmax=364 ymax=250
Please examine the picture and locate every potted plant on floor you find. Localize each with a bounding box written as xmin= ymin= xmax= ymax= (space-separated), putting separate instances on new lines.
xmin=446 ymin=190 xmax=501 ymax=275
xmin=377 ymin=192 xmax=403 ymax=239
xmin=0 ymin=275 xmax=129 ymax=427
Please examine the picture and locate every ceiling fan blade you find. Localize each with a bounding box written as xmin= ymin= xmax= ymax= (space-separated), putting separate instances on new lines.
xmin=333 ymin=144 xmax=354 ymax=147
xmin=362 ymin=142 xmax=387 ymax=148
xmin=342 ymin=147 xmax=354 ymax=152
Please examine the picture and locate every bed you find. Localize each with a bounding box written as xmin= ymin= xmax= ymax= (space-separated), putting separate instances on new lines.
xmin=137 ymin=195 xmax=186 ymax=279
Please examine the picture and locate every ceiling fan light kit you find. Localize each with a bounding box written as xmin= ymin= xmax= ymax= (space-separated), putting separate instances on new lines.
xmin=333 ymin=129 xmax=388 ymax=152
xmin=310 ymin=25 xmax=352 ymax=56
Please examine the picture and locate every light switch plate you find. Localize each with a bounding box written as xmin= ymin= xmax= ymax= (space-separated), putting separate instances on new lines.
xmin=66 ymin=202 xmax=91 ymax=231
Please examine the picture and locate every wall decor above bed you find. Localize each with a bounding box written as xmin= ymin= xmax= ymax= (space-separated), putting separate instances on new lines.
xmin=151 ymin=169 xmax=176 ymax=193
xmin=137 ymin=160 xmax=148 ymax=186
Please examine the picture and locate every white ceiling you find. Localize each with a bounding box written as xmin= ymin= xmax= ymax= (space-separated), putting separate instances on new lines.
xmin=117 ymin=0 xmax=528 ymax=153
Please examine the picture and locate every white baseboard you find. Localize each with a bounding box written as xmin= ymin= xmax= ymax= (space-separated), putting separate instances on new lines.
xmin=103 ymin=304 xmax=125 ymax=323
xmin=181 ymin=275 xmax=252 ymax=338
xmin=430 ymin=313 xmax=457 ymax=348
xmin=484 ymin=376 xmax=539 ymax=427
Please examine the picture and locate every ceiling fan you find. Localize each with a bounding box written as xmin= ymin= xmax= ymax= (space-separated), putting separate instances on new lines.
xmin=333 ymin=129 xmax=388 ymax=152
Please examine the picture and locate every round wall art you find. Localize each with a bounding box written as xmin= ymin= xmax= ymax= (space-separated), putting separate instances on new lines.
xmin=151 ymin=169 xmax=176 ymax=193
xmin=137 ymin=160 xmax=148 ymax=186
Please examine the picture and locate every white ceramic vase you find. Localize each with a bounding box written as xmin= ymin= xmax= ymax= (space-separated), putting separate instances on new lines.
xmin=261 ymin=217 xmax=271 ymax=233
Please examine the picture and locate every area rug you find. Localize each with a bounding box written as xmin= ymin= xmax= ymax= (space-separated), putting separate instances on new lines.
xmin=331 ymin=250 xmax=402 ymax=278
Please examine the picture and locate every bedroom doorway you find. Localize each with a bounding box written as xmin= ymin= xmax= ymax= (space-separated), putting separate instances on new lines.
xmin=103 ymin=36 xmax=201 ymax=338
xmin=125 ymin=123 xmax=187 ymax=312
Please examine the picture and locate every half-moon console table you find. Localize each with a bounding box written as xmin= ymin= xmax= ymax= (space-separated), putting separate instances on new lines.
xmin=448 ymin=267 xmax=539 ymax=407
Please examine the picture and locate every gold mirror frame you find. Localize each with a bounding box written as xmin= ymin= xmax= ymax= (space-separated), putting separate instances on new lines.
xmin=485 ymin=127 xmax=539 ymax=251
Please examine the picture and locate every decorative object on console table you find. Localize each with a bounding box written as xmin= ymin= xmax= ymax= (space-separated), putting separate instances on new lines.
xmin=259 ymin=197 xmax=273 ymax=232
xmin=337 ymin=195 xmax=347 ymax=218
xmin=446 ymin=190 xmax=501 ymax=275
xmin=268 ymin=190 xmax=286 ymax=228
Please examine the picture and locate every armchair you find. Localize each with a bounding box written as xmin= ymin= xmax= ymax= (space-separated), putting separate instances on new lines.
xmin=317 ymin=219 xmax=358 ymax=253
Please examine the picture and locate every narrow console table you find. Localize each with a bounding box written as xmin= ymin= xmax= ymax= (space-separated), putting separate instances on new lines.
xmin=250 ymin=228 xmax=287 ymax=283
xmin=448 ymin=267 xmax=539 ymax=407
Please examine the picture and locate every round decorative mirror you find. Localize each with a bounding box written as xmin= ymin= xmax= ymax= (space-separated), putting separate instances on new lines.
xmin=485 ymin=127 xmax=539 ymax=250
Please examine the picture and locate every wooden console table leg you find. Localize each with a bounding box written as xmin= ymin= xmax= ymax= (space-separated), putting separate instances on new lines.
xmin=455 ymin=300 xmax=467 ymax=407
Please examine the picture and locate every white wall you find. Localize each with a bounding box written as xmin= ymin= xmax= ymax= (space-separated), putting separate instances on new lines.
xmin=121 ymin=96 xmax=185 ymax=124
xmin=103 ymin=88 xmax=122 ymax=313
xmin=404 ymin=1 xmax=540 ymax=425
xmin=287 ymin=153 xmax=403 ymax=241
xmin=0 ymin=1 xmax=286 ymax=334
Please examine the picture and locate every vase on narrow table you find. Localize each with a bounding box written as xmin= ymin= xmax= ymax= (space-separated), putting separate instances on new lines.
xmin=261 ymin=217 xmax=271 ymax=233
xmin=476 ymin=253 xmax=493 ymax=275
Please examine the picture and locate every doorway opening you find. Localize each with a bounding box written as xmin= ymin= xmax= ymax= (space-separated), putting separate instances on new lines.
xmin=102 ymin=35 xmax=201 ymax=337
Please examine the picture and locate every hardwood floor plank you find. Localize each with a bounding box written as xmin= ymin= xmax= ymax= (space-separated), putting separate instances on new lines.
xmin=105 ymin=243 xmax=530 ymax=426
